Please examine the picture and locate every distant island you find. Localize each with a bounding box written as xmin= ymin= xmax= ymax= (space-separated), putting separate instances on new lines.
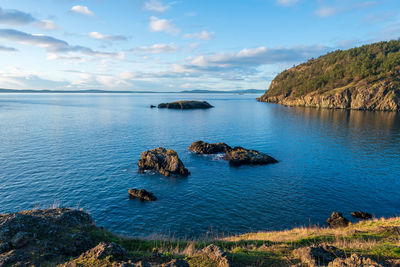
xmin=258 ymin=40 xmax=400 ymax=111
xmin=0 ymin=88 xmax=264 ymax=94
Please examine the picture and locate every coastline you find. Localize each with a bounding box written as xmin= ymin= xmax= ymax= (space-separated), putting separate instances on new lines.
xmin=1 ymin=208 xmax=399 ymax=266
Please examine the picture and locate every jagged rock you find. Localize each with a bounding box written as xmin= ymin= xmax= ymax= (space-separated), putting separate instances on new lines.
xmin=63 ymin=244 xmax=189 ymax=267
xmin=129 ymin=189 xmax=157 ymax=201
xmin=10 ymin=232 xmax=29 ymax=248
xmin=0 ymin=242 xmax=10 ymax=253
xmin=326 ymin=212 xmax=350 ymax=228
xmin=293 ymin=244 xmax=343 ymax=266
xmin=138 ymin=147 xmax=190 ymax=177
xmin=150 ymin=105 xmax=156 ymax=108
xmin=223 ymin=146 xmax=278 ymax=166
xmin=198 ymin=244 xmax=231 ymax=267
xmin=161 ymin=259 xmax=190 ymax=267
xmin=158 ymin=101 xmax=213 ymax=109
xmin=82 ymin=242 xmax=127 ymax=260
xmin=327 ymin=254 xmax=383 ymax=267
xmin=0 ymin=208 xmax=95 ymax=266
xmin=351 ymin=211 xmax=372 ymax=220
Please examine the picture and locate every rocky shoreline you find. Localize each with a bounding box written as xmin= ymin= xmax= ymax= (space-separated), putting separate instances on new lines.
xmin=257 ymin=80 xmax=400 ymax=111
xmin=1 ymin=208 xmax=399 ymax=266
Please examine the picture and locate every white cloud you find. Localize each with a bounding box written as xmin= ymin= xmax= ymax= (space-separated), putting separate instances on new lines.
xmin=0 ymin=68 xmax=70 ymax=90
xmin=0 ymin=8 xmax=59 ymax=31
xmin=143 ymin=0 xmax=170 ymax=13
xmin=0 ymin=28 xmax=119 ymax=58
xmin=130 ymin=43 xmax=178 ymax=54
xmin=315 ymin=1 xmax=377 ymax=18
xmin=0 ymin=45 xmax=17 ymax=52
xmin=70 ymin=5 xmax=95 ymax=16
xmin=36 ymin=20 xmax=58 ymax=30
xmin=277 ymin=0 xmax=299 ymax=6
xmin=89 ymin=32 xmax=127 ymax=41
xmin=315 ymin=6 xmax=337 ymax=17
xmin=184 ymin=30 xmax=215 ymax=40
xmin=174 ymin=45 xmax=329 ymax=73
xmin=0 ymin=7 xmax=36 ymax=25
xmin=149 ymin=16 xmax=179 ymax=34
xmin=46 ymin=53 xmax=85 ymax=64
xmin=71 ymin=72 xmax=132 ymax=88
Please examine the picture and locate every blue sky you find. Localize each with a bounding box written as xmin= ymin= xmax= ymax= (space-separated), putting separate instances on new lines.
xmin=0 ymin=0 xmax=399 ymax=91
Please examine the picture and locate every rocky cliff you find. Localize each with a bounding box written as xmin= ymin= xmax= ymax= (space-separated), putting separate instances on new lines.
xmin=258 ymin=40 xmax=400 ymax=111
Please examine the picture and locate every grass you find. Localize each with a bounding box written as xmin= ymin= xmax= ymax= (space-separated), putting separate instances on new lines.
xmin=67 ymin=216 xmax=400 ymax=266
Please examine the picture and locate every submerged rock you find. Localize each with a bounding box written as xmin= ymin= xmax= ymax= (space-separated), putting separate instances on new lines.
xmin=223 ymin=146 xmax=278 ymax=166
xmin=351 ymin=211 xmax=372 ymax=220
xmin=188 ymin=141 xmax=232 ymax=154
xmin=138 ymin=147 xmax=190 ymax=177
xmin=326 ymin=212 xmax=350 ymax=228
xmin=158 ymin=100 xmax=213 ymax=109
xmin=129 ymin=188 xmax=157 ymax=201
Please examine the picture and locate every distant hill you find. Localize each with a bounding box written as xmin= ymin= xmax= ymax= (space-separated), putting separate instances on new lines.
xmin=258 ymin=40 xmax=400 ymax=111
xmin=0 ymin=88 xmax=264 ymax=94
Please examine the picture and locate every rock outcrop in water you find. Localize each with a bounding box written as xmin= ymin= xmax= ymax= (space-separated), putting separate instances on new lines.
xmin=129 ymin=188 xmax=157 ymax=201
xmin=326 ymin=212 xmax=350 ymax=228
xmin=223 ymin=146 xmax=278 ymax=166
xmin=188 ymin=141 xmax=232 ymax=154
xmin=138 ymin=147 xmax=190 ymax=177
xmin=257 ymin=40 xmax=400 ymax=111
xmin=158 ymin=101 xmax=213 ymax=109
xmin=351 ymin=211 xmax=372 ymax=220
xmin=188 ymin=141 xmax=278 ymax=166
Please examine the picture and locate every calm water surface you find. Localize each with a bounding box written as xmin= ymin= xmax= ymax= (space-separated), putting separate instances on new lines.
xmin=0 ymin=93 xmax=399 ymax=238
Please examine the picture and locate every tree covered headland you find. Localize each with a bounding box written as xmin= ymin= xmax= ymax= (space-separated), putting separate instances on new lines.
xmin=264 ymin=40 xmax=400 ymax=98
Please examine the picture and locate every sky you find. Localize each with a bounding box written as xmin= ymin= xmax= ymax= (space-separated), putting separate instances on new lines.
xmin=0 ymin=0 xmax=399 ymax=91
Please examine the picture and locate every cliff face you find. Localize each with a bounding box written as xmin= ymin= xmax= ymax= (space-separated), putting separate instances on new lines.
xmin=258 ymin=80 xmax=400 ymax=111
xmin=258 ymin=40 xmax=400 ymax=111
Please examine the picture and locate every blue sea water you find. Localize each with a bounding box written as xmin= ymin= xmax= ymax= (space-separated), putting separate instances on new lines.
xmin=0 ymin=93 xmax=399 ymax=238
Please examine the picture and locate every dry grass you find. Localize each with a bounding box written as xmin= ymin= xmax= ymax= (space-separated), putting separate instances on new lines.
xmin=223 ymin=217 xmax=400 ymax=242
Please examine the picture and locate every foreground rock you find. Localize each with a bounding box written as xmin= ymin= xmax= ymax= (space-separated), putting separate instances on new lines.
xmin=189 ymin=244 xmax=231 ymax=267
xmin=327 ymin=254 xmax=383 ymax=267
xmin=129 ymin=189 xmax=157 ymax=201
xmin=158 ymin=100 xmax=213 ymax=109
xmin=224 ymin=146 xmax=278 ymax=166
xmin=351 ymin=211 xmax=372 ymax=219
xmin=138 ymin=147 xmax=190 ymax=177
xmin=293 ymin=244 xmax=344 ymax=266
xmin=63 ymin=242 xmax=189 ymax=267
xmin=0 ymin=208 xmax=95 ymax=266
xmin=326 ymin=212 xmax=350 ymax=228
xmin=188 ymin=141 xmax=232 ymax=154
